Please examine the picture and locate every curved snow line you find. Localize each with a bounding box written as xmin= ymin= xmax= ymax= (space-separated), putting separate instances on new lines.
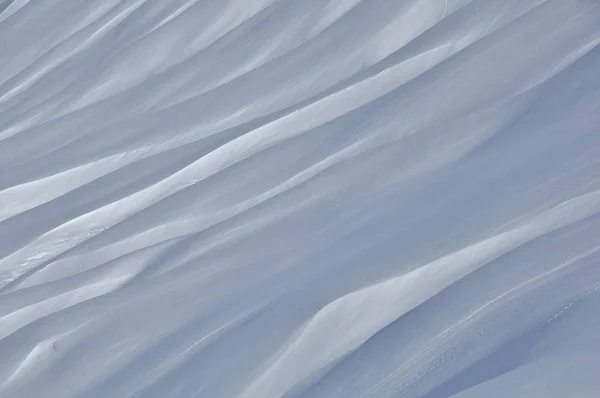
xmin=241 ymin=188 xmax=600 ymax=398
xmin=360 ymin=244 xmax=600 ymax=396
xmin=0 ymin=0 xmax=29 ymax=24
xmin=441 ymin=0 xmax=448 ymax=20
xmin=2 ymin=321 xmax=90 ymax=389
xmin=0 ymin=0 xmax=148 ymax=107
xmin=0 ymin=153 xmax=135 ymax=222
xmin=0 ymin=134 xmax=372 ymax=291
xmin=0 ymin=279 xmax=124 ymax=340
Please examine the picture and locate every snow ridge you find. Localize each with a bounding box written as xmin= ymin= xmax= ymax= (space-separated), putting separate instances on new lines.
xmin=1 ymin=1 xmax=600 ymax=397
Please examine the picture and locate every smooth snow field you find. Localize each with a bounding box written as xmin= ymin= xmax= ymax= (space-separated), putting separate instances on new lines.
xmin=1 ymin=0 xmax=600 ymax=397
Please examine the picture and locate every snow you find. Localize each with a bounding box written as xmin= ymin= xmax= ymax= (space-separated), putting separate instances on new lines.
xmin=1 ymin=0 xmax=599 ymax=397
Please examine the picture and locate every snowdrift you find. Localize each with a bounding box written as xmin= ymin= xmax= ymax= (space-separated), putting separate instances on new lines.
xmin=1 ymin=1 xmax=600 ymax=397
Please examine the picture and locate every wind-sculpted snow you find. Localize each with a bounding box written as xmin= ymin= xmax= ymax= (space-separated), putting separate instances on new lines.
xmin=1 ymin=1 xmax=599 ymax=397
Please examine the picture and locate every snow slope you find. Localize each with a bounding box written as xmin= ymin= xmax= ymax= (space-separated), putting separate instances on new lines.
xmin=1 ymin=0 xmax=600 ymax=397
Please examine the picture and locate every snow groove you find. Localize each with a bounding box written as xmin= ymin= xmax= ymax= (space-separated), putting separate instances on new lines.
xmin=1 ymin=1 xmax=599 ymax=397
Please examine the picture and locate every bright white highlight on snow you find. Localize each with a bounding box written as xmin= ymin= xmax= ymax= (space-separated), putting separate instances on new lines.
xmin=0 ymin=1 xmax=599 ymax=397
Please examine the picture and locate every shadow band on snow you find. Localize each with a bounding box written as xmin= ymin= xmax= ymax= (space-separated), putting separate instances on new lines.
xmin=0 ymin=0 xmax=14 ymax=16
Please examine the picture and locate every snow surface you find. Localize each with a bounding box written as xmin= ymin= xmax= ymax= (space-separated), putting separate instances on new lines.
xmin=1 ymin=0 xmax=600 ymax=397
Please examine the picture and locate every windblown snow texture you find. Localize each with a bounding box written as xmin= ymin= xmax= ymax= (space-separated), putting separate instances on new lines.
xmin=1 ymin=1 xmax=600 ymax=397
